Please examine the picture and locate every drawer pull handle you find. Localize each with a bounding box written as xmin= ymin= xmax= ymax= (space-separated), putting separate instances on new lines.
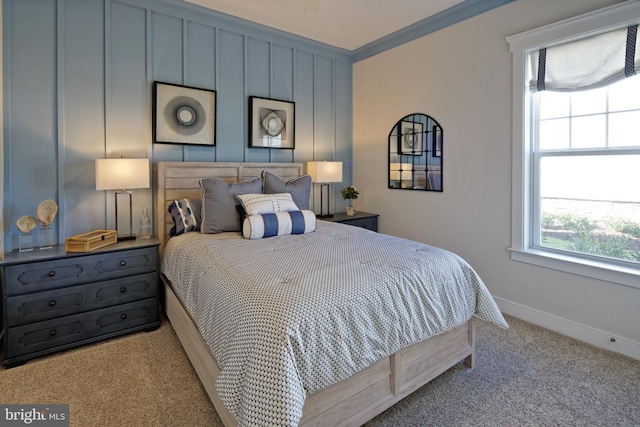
xmin=49 ymin=300 xmax=56 ymax=307
xmin=49 ymin=330 xmax=57 ymax=337
xmin=120 ymin=261 xmax=126 ymax=267
xmin=120 ymin=287 xmax=127 ymax=293
xmin=121 ymin=313 xmax=127 ymax=320
xmin=48 ymin=271 xmax=55 ymax=277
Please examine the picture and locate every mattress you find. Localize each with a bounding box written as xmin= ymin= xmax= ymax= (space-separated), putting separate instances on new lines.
xmin=161 ymin=220 xmax=508 ymax=426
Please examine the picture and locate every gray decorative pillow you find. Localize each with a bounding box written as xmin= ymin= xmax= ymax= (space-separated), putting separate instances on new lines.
xmin=262 ymin=170 xmax=312 ymax=210
xmin=200 ymin=177 xmax=263 ymax=234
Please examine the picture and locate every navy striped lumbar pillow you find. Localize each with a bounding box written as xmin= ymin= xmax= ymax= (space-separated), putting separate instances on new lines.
xmin=242 ymin=210 xmax=316 ymax=239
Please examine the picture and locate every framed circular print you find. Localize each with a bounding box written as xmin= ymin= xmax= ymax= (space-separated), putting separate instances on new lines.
xmin=153 ymin=81 xmax=216 ymax=146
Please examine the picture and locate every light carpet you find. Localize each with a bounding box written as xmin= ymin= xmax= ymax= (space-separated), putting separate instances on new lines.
xmin=1 ymin=314 xmax=638 ymax=426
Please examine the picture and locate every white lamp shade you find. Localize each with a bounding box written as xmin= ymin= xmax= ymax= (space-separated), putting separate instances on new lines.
xmin=95 ymin=158 xmax=150 ymax=191
xmin=307 ymin=161 xmax=343 ymax=183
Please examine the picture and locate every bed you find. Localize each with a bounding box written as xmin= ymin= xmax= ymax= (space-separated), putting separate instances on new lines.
xmin=156 ymin=161 xmax=507 ymax=427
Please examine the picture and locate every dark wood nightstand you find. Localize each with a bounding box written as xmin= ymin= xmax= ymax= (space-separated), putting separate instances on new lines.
xmin=322 ymin=211 xmax=379 ymax=232
xmin=0 ymin=238 xmax=160 ymax=368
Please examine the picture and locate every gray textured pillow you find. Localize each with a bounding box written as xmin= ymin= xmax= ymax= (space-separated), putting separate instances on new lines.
xmin=200 ymin=177 xmax=263 ymax=233
xmin=262 ymin=170 xmax=312 ymax=210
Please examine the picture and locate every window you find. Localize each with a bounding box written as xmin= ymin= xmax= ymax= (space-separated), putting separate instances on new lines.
xmin=507 ymin=2 xmax=640 ymax=288
xmin=535 ymin=78 xmax=640 ymax=264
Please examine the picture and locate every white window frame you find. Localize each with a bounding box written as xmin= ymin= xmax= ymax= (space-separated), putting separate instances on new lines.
xmin=507 ymin=1 xmax=640 ymax=289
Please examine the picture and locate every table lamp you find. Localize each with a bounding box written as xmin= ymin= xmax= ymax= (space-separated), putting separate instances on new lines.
xmin=95 ymin=158 xmax=150 ymax=240
xmin=307 ymin=161 xmax=342 ymax=218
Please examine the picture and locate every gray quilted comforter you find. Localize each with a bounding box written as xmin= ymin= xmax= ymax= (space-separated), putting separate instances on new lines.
xmin=161 ymin=221 xmax=508 ymax=426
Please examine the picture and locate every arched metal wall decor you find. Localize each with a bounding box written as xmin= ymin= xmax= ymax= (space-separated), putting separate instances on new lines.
xmin=388 ymin=113 xmax=442 ymax=191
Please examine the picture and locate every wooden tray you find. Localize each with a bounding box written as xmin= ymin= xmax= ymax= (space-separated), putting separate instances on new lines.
xmin=65 ymin=230 xmax=117 ymax=252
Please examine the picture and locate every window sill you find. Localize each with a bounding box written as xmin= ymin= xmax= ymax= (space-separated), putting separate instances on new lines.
xmin=509 ymin=248 xmax=640 ymax=289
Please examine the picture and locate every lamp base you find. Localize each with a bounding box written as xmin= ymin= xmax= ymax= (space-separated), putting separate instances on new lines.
xmin=115 ymin=191 xmax=135 ymax=243
xmin=117 ymin=234 xmax=137 ymax=241
xmin=317 ymin=183 xmax=334 ymax=218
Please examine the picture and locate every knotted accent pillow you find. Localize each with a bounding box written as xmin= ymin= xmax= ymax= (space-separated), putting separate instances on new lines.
xmin=168 ymin=198 xmax=202 ymax=236
xmin=242 ymin=210 xmax=316 ymax=239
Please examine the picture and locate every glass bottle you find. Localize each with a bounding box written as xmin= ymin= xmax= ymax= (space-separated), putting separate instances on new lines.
xmin=139 ymin=207 xmax=152 ymax=239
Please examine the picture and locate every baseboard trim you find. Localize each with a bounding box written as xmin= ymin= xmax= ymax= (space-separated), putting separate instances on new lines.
xmin=494 ymin=297 xmax=640 ymax=361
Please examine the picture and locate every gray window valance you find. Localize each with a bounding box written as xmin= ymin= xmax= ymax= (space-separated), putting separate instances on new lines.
xmin=529 ymin=25 xmax=639 ymax=92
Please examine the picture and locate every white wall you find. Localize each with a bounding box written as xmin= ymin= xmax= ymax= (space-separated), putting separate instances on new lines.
xmin=353 ymin=0 xmax=640 ymax=359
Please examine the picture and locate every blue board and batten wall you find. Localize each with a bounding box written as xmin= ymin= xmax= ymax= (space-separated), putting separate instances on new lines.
xmin=2 ymin=0 xmax=353 ymax=251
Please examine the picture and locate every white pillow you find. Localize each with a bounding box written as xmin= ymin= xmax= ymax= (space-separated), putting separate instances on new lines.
xmin=236 ymin=193 xmax=299 ymax=216
xmin=242 ymin=210 xmax=316 ymax=239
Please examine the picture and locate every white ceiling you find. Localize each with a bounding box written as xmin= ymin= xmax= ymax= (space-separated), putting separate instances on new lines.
xmin=183 ymin=0 xmax=466 ymax=51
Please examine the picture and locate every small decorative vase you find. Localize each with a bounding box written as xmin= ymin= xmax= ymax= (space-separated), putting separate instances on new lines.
xmin=346 ymin=206 xmax=356 ymax=216
xmin=40 ymin=227 xmax=53 ymax=249
xmin=19 ymin=233 xmax=34 ymax=252
xmin=139 ymin=208 xmax=152 ymax=239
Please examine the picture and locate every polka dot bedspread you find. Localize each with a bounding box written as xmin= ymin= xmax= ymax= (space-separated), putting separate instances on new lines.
xmin=161 ymin=220 xmax=508 ymax=427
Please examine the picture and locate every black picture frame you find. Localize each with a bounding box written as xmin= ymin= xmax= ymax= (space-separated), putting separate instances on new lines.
xmin=153 ymin=81 xmax=216 ymax=146
xmin=397 ymin=120 xmax=423 ymax=156
xmin=249 ymin=96 xmax=295 ymax=149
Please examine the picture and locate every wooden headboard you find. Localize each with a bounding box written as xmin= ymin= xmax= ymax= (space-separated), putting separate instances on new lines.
xmin=156 ymin=162 xmax=304 ymax=252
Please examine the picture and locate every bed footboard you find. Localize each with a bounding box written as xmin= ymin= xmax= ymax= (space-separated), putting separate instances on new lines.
xmin=161 ymin=275 xmax=476 ymax=427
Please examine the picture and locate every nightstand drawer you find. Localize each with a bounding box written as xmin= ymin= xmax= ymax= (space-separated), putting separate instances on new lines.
xmin=324 ymin=212 xmax=379 ymax=232
xmin=345 ymin=217 xmax=377 ymax=231
xmin=5 ymin=298 xmax=158 ymax=359
xmin=3 ymin=247 xmax=157 ymax=296
xmin=5 ymin=272 xmax=158 ymax=327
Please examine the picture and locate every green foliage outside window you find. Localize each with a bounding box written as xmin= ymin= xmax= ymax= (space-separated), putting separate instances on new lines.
xmin=541 ymin=212 xmax=640 ymax=262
